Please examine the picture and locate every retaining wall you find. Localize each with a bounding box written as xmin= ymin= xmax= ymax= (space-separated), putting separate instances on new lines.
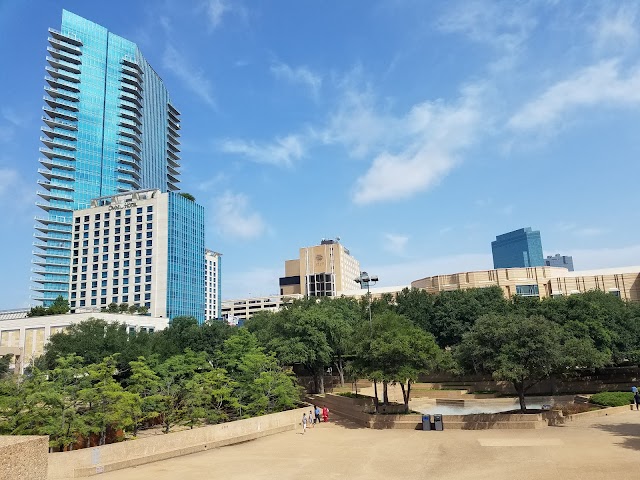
xmin=0 ymin=435 xmax=48 ymax=480
xmin=48 ymin=406 xmax=308 ymax=479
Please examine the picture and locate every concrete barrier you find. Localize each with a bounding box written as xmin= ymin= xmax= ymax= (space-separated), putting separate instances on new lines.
xmin=47 ymin=406 xmax=309 ymax=478
xmin=548 ymin=405 xmax=631 ymax=425
xmin=0 ymin=435 xmax=48 ymax=480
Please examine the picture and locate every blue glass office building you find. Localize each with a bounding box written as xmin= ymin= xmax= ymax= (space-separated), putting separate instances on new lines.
xmin=34 ymin=10 xmax=181 ymax=305
xmin=166 ymin=193 xmax=205 ymax=322
xmin=491 ymin=228 xmax=544 ymax=269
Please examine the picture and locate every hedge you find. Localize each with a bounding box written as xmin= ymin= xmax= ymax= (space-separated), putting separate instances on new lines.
xmin=590 ymin=391 xmax=635 ymax=407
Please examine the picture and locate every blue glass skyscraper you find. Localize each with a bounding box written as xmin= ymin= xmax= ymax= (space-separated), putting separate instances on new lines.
xmin=34 ymin=10 xmax=181 ymax=305
xmin=491 ymin=228 xmax=544 ymax=269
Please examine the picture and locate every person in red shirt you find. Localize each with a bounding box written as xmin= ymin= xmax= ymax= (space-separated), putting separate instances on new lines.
xmin=322 ymin=406 xmax=329 ymax=422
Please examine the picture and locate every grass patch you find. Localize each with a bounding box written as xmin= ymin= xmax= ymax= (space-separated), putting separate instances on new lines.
xmin=590 ymin=391 xmax=634 ymax=407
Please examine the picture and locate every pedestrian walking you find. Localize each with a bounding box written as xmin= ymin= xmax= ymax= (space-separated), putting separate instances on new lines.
xmin=302 ymin=413 xmax=308 ymax=434
xmin=309 ymin=410 xmax=315 ymax=427
xmin=635 ymin=392 xmax=640 ymax=411
xmin=315 ymin=405 xmax=321 ymax=424
xmin=322 ymin=406 xmax=329 ymax=423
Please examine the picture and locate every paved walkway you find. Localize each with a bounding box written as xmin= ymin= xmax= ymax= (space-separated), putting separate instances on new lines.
xmin=82 ymin=410 xmax=640 ymax=479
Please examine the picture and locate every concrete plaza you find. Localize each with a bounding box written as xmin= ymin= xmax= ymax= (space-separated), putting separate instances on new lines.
xmin=84 ymin=410 xmax=640 ymax=480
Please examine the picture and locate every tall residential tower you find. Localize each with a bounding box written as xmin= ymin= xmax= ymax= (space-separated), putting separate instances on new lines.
xmin=34 ymin=10 xmax=181 ymax=305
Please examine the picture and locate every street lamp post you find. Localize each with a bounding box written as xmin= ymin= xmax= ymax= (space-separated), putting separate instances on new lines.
xmin=355 ymin=271 xmax=378 ymax=328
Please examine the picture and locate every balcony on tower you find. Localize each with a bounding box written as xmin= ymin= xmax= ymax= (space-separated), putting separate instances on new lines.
xmin=41 ymin=126 xmax=76 ymax=142
xmin=37 ymin=190 xmax=74 ymax=203
xmin=46 ymin=55 xmax=81 ymax=75
xmin=40 ymin=136 xmax=76 ymax=151
xmin=43 ymin=105 xmax=77 ymax=122
xmin=48 ymin=28 xmax=83 ymax=47
xmin=39 ymin=147 xmax=75 ymax=162
xmin=45 ymin=65 xmax=80 ymax=83
xmin=43 ymin=95 xmax=79 ymax=112
xmin=42 ymin=116 xmax=77 ymax=131
xmin=45 ymin=75 xmax=80 ymax=93
xmin=118 ymin=145 xmax=141 ymax=162
xmin=48 ymin=35 xmax=82 ymax=56
xmin=38 ymin=167 xmax=74 ymax=182
xmin=44 ymin=85 xmax=79 ymax=103
xmin=37 ymin=179 xmax=74 ymax=192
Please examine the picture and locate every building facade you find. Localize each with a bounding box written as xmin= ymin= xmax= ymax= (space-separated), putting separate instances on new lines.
xmin=205 ymin=250 xmax=222 ymax=321
xmin=68 ymin=189 xmax=204 ymax=321
xmin=34 ymin=10 xmax=181 ymax=305
xmin=279 ymin=239 xmax=361 ymax=297
xmin=411 ymin=265 xmax=640 ymax=302
xmin=491 ymin=227 xmax=544 ymax=269
xmin=0 ymin=312 xmax=168 ymax=373
xmin=545 ymin=254 xmax=574 ymax=271
xmin=222 ymin=294 xmax=303 ymax=325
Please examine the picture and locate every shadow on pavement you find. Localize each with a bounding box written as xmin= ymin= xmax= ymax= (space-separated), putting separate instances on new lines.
xmin=326 ymin=414 xmax=367 ymax=430
xmin=593 ymin=422 xmax=640 ymax=451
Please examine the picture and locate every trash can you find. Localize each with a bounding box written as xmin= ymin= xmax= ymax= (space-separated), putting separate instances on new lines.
xmin=422 ymin=414 xmax=431 ymax=431
xmin=434 ymin=414 xmax=444 ymax=431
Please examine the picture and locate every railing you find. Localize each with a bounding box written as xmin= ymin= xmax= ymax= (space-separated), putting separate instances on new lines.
xmin=46 ymin=56 xmax=81 ymax=73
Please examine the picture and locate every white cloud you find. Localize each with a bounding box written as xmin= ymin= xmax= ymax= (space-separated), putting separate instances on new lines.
xmin=555 ymin=222 xmax=606 ymax=237
xmin=163 ymin=46 xmax=216 ymax=108
xmin=436 ymin=0 xmax=537 ymax=52
xmin=508 ymin=60 xmax=640 ymax=131
xmin=0 ymin=168 xmax=34 ymax=221
xmin=270 ymin=62 xmax=322 ymax=98
xmin=0 ymin=168 xmax=20 ymax=196
xmin=591 ymin=3 xmax=639 ymax=53
xmin=218 ymin=135 xmax=305 ymax=167
xmin=204 ymin=0 xmax=229 ymax=29
xmin=213 ymin=191 xmax=267 ymax=240
xmin=351 ymin=86 xmax=484 ymax=205
xmin=383 ymin=233 xmax=409 ymax=256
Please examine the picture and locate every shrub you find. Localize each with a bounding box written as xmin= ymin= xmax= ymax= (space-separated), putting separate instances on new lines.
xmin=590 ymin=391 xmax=635 ymax=407
xmin=337 ymin=392 xmax=369 ymax=399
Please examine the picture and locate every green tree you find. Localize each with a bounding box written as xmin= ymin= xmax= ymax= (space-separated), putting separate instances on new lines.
xmin=249 ymin=304 xmax=332 ymax=393
xmin=354 ymin=311 xmax=441 ymax=412
xmin=219 ymin=330 xmax=300 ymax=416
xmin=48 ymin=295 xmax=70 ymax=315
xmin=457 ymin=313 xmax=608 ymax=412
xmin=155 ymin=350 xmax=209 ymax=433
xmin=185 ymin=368 xmax=239 ymax=425
xmin=126 ymin=356 xmax=163 ymax=436
xmin=79 ymin=355 xmax=137 ymax=445
xmin=179 ymin=192 xmax=195 ymax=201
xmin=0 ymin=354 xmax=12 ymax=378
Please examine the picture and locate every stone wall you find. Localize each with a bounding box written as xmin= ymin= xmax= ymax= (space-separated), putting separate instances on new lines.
xmin=48 ymin=406 xmax=308 ymax=479
xmin=0 ymin=436 xmax=48 ymax=480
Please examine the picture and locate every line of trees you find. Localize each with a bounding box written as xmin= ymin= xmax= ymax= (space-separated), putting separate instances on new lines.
xmin=0 ymin=318 xmax=300 ymax=450
xmin=246 ymin=287 xmax=640 ymax=412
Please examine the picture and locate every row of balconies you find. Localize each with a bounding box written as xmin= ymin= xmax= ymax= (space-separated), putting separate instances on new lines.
xmin=38 ymin=167 xmax=74 ymax=182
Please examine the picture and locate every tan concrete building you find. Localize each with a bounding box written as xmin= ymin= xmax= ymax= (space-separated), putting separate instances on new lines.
xmin=411 ymin=265 xmax=640 ymax=302
xmin=0 ymin=312 xmax=169 ymax=373
xmin=547 ymin=266 xmax=640 ymax=300
xmin=279 ymin=239 xmax=361 ymax=297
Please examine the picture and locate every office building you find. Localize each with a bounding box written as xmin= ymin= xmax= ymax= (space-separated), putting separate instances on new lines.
xmin=279 ymin=239 xmax=361 ymax=297
xmin=68 ymin=189 xmax=204 ymax=321
xmin=205 ymin=250 xmax=222 ymax=321
xmin=545 ymin=254 xmax=574 ymax=271
xmin=34 ymin=10 xmax=181 ymax=306
xmin=491 ymin=227 xmax=544 ymax=269
xmin=0 ymin=312 xmax=168 ymax=374
xmin=222 ymin=294 xmax=303 ymax=325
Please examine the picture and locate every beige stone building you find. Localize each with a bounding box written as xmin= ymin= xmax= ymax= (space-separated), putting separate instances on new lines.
xmin=221 ymin=294 xmax=304 ymax=324
xmin=279 ymin=239 xmax=361 ymax=297
xmin=411 ymin=265 xmax=640 ymax=302
xmin=0 ymin=312 xmax=168 ymax=373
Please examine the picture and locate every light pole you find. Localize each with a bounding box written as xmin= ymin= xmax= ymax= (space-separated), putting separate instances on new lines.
xmin=355 ymin=271 xmax=378 ymax=328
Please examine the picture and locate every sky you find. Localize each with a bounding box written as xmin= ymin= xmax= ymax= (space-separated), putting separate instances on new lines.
xmin=1 ymin=0 xmax=640 ymax=308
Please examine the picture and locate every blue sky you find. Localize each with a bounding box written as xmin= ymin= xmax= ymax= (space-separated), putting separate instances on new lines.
xmin=1 ymin=0 xmax=640 ymax=308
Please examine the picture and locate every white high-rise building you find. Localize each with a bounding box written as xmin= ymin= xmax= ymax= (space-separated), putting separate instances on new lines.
xmin=205 ymin=249 xmax=221 ymax=320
